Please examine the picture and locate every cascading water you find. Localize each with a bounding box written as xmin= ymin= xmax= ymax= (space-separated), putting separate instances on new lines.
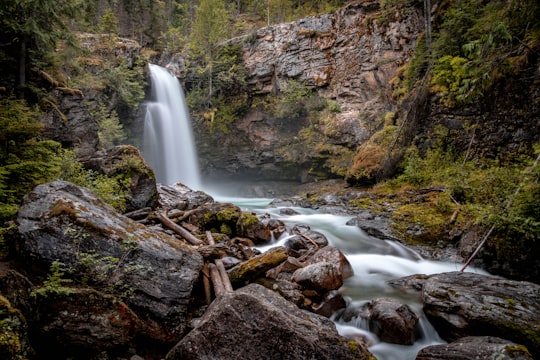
xmin=143 ymin=64 xmax=201 ymax=189
xmin=141 ymin=64 xmax=489 ymax=359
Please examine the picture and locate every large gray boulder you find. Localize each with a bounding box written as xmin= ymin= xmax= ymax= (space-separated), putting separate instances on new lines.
xmin=416 ymin=336 xmax=534 ymax=360
xmin=166 ymin=283 xmax=375 ymax=360
xmin=421 ymin=272 xmax=540 ymax=358
xmin=13 ymin=180 xmax=204 ymax=344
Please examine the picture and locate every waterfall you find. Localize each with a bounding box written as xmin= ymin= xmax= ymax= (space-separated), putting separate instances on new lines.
xmin=143 ymin=64 xmax=201 ymax=189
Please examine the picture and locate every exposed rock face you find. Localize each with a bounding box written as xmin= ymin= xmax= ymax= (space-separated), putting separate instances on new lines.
xmin=421 ymin=272 xmax=540 ymax=358
xmin=194 ymin=1 xmax=423 ymax=182
xmin=32 ymin=288 xmax=138 ymax=357
xmin=416 ymin=336 xmax=534 ymax=360
xmin=41 ymin=93 xmax=99 ymax=158
xmin=165 ymin=283 xmax=375 ymax=360
xmin=12 ymin=180 xmax=204 ymax=345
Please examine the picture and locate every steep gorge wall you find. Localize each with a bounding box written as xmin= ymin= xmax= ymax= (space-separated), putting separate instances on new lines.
xmin=189 ymin=1 xmax=423 ymax=183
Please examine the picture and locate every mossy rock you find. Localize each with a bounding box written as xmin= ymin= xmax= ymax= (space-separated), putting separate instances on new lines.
xmin=0 ymin=295 xmax=33 ymax=360
xmin=391 ymin=203 xmax=448 ymax=244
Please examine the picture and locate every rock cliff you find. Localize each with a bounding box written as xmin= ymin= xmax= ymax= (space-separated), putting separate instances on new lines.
xmin=191 ymin=1 xmax=423 ymax=183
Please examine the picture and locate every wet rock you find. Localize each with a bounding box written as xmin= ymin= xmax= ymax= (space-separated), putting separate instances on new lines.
xmin=416 ymin=336 xmax=534 ymax=360
xmin=284 ymin=228 xmax=329 ymax=254
xmin=421 ymin=272 xmax=540 ymax=358
xmin=31 ymin=287 xmax=138 ymax=357
xmin=165 ymin=283 xmax=374 ymax=360
xmin=305 ymin=246 xmax=354 ymax=280
xmin=228 ymin=246 xmax=289 ymax=288
xmin=13 ymin=180 xmax=204 ymax=344
xmin=338 ymin=298 xmax=419 ymax=345
xmin=292 ymin=262 xmax=343 ymax=292
xmin=236 ymin=212 xmax=272 ymax=244
xmin=311 ymin=290 xmax=347 ymax=317
xmin=84 ymin=145 xmax=158 ymax=212
xmin=157 ymin=183 xmax=214 ymax=210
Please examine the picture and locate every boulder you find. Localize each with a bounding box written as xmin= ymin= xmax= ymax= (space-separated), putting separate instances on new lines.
xmin=292 ymin=261 xmax=343 ymax=292
xmin=416 ymin=336 xmax=534 ymax=360
xmin=157 ymin=183 xmax=214 ymax=210
xmin=421 ymin=272 xmax=540 ymax=358
xmin=84 ymin=145 xmax=158 ymax=212
xmin=338 ymin=298 xmax=419 ymax=345
xmin=13 ymin=180 xmax=204 ymax=344
xmin=305 ymin=246 xmax=354 ymax=280
xmin=236 ymin=211 xmax=272 ymax=244
xmin=165 ymin=283 xmax=375 ymax=360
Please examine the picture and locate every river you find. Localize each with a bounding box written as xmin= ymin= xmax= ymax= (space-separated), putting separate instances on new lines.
xmin=211 ymin=193 xmax=489 ymax=360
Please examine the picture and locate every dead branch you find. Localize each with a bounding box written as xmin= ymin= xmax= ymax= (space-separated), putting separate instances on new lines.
xmin=202 ymin=263 xmax=212 ymax=304
xmin=157 ymin=211 xmax=203 ymax=246
xmin=209 ymin=263 xmax=225 ymax=296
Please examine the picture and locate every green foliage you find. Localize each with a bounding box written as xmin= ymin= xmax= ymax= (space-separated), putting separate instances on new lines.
xmin=428 ymin=0 xmax=539 ymax=106
xmin=59 ymin=152 xmax=128 ymax=212
xmin=92 ymin=105 xmax=127 ymax=149
xmin=392 ymin=143 xmax=540 ymax=249
xmin=99 ymin=7 xmax=119 ymax=35
xmin=0 ymin=98 xmax=64 ymax=221
xmin=102 ymin=59 xmax=146 ymax=115
xmin=31 ymin=261 xmax=74 ymax=298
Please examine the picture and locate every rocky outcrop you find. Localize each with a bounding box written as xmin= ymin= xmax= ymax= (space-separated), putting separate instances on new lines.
xmin=420 ymin=272 xmax=540 ymax=357
xmin=416 ymin=336 xmax=534 ymax=360
xmin=165 ymin=283 xmax=375 ymax=360
xmin=194 ymin=1 xmax=423 ymax=182
xmin=12 ymin=180 xmax=204 ymax=345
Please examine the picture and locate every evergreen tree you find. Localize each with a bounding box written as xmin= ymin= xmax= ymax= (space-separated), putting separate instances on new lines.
xmin=0 ymin=0 xmax=83 ymax=98
xmin=190 ymin=0 xmax=231 ymax=104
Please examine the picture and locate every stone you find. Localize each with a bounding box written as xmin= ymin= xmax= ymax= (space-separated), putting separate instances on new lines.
xmin=292 ymin=261 xmax=343 ymax=292
xmin=0 ymin=294 xmax=33 ymax=359
xmin=416 ymin=336 xmax=534 ymax=360
xmin=13 ymin=180 xmax=204 ymax=345
xmin=157 ymin=183 xmax=214 ymax=210
xmin=305 ymin=246 xmax=354 ymax=280
xmin=165 ymin=283 xmax=374 ymax=360
xmin=421 ymin=272 xmax=540 ymax=358
xmin=338 ymin=298 xmax=419 ymax=345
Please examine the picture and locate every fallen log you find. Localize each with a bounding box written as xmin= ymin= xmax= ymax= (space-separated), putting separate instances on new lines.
xmin=157 ymin=211 xmax=203 ymax=246
xmin=209 ymin=263 xmax=225 ymax=296
xmin=206 ymin=231 xmax=233 ymax=292
xmin=202 ymin=263 xmax=212 ymax=304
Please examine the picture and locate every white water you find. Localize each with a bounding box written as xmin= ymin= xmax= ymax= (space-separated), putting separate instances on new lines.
xmin=143 ymin=64 xmax=201 ymax=189
xmin=140 ymin=69 xmax=488 ymax=359
xmin=215 ymin=196 xmax=490 ymax=359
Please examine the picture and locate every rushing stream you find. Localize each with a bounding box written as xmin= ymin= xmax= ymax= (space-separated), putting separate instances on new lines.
xmin=211 ymin=194 xmax=489 ymax=360
xmin=141 ymin=64 xmax=489 ymax=359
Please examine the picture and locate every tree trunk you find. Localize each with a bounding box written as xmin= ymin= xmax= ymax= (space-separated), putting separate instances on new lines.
xmin=17 ymin=39 xmax=26 ymax=99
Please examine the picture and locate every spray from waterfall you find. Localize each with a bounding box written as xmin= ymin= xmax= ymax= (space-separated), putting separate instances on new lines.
xmin=142 ymin=64 xmax=201 ymax=189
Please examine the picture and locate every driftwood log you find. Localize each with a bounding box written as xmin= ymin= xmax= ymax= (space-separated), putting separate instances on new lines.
xmin=157 ymin=211 xmax=203 ymax=246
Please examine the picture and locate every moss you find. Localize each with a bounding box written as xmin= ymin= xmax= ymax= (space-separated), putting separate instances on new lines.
xmin=391 ymin=202 xmax=448 ymax=244
xmin=237 ymin=212 xmax=259 ymax=228
xmin=216 ymin=207 xmax=241 ymax=223
xmin=504 ymin=344 xmax=532 ymax=357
